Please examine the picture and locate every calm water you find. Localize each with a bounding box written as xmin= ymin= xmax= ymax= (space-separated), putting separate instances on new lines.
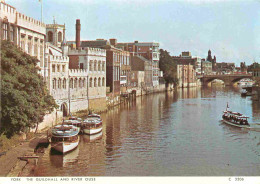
xmin=34 ymin=86 xmax=260 ymax=176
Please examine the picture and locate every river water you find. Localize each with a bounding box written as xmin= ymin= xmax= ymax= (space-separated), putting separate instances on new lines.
xmin=34 ymin=86 xmax=260 ymax=176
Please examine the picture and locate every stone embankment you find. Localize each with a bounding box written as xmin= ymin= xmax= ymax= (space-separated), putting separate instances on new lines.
xmin=0 ymin=133 xmax=49 ymax=177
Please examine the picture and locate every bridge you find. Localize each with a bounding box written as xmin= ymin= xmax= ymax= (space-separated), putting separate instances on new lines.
xmin=199 ymin=74 xmax=253 ymax=86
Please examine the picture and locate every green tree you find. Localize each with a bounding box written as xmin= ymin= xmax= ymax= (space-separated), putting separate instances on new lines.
xmin=159 ymin=49 xmax=178 ymax=85
xmin=1 ymin=40 xmax=57 ymax=138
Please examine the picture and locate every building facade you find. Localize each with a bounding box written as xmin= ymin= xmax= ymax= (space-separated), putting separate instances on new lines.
xmin=177 ymin=64 xmax=196 ymax=88
xmin=0 ymin=2 xmax=46 ymax=77
xmin=68 ymin=47 xmax=107 ymax=112
xmin=117 ymin=41 xmax=160 ymax=87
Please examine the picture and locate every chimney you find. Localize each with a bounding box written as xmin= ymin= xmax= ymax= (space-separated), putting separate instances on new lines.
xmin=109 ymin=38 xmax=117 ymax=46
xmin=76 ymin=19 xmax=81 ymax=49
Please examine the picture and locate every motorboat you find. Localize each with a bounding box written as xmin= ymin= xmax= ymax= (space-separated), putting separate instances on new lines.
xmin=82 ymin=114 xmax=102 ymax=135
xmin=63 ymin=118 xmax=82 ymax=132
xmin=222 ymin=104 xmax=250 ymax=128
xmin=51 ymin=124 xmax=80 ymax=154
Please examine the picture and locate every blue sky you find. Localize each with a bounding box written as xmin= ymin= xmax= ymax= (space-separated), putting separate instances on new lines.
xmin=6 ymin=0 xmax=260 ymax=66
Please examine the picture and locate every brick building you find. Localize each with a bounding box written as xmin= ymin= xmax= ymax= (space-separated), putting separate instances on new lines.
xmin=177 ymin=64 xmax=196 ymax=88
xmin=117 ymin=41 xmax=160 ymax=87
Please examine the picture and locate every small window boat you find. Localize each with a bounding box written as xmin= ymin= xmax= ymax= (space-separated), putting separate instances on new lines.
xmin=82 ymin=114 xmax=102 ymax=135
xmin=50 ymin=125 xmax=80 ymax=154
xmin=222 ymin=103 xmax=250 ymax=128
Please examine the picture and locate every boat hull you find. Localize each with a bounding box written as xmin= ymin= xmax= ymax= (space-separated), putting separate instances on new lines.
xmin=83 ymin=127 xmax=102 ymax=135
xmin=51 ymin=140 xmax=79 ymax=154
xmin=222 ymin=119 xmax=249 ymax=128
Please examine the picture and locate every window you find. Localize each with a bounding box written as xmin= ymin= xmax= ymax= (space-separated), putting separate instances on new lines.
xmin=74 ymin=78 xmax=78 ymax=88
xmin=53 ymin=78 xmax=57 ymax=89
xmin=28 ymin=37 xmax=32 ymax=54
xmin=89 ymin=61 xmax=93 ymax=71
xmin=94 ymin=61 xmax=97 ymax=71
xmin=58 ymin=31 xmax=62 ymax=42
xmin=79 ymin=78 xmax=82 ymax=88
xmin=83 ymin=78 xmax=85 ymax=88
xmin=52 ymin=64 xmax=55 ymax=72
xmin=48 ymin=31 xmax=53 ymax=42
xmin=10 ymin=25 xmax=14 ymax=42
xmin=98 ymin=78 xmax=101 ymax=87
xmin=98 ymin=61 xmax=101 ymax=71
xmin=70 ymin=78 xmax=73 ymax=88
xmin=34 ymin=38 xmax=38 ymax=57
xmin=62 ymin=65 xmax=65 ymax=72
xmin=80 ymin=63 xmax=84 ymax=69
xmin=3 ymin=23 xmax=8 ymax=40
xmin=94 ymin=78 xmax=97 ymax=87
xmin=58 ymin=78 xmax=61 ymax=89
xmin=102 ymin=62 xmax=105 ymax=71
xmin=63 ymin=78 xmax=66 ymax=89
xmin=89 ymin=78 xmax=93 ymax=87
xmin=57 ymin=65 xmax=60 ymax=72
xmin=102 ymin=77 xmax=105 ymax=86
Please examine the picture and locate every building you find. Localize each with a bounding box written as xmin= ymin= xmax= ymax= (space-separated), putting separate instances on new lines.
xmin=172 ymin=52 xmax=202 ymax=76
xmin=117 ymin=41 xmax=160 ymax=87
xmin=131 ymin=55 xmax=153 ymax=88
xmin=206 ymin=49 xmax=216 ymax=71
xmin=0 ymin=2 xmax=46 ymax=77
xmin=177 ymin=64 xmax=196 ymax=88
xmin=46 ymin=22 xmax=66 ymax=48
xmin=201 ymin=59 xmax=213 ymax=75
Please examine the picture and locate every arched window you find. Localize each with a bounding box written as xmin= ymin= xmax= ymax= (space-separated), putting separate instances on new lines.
xmin=70 ymin=78 xmax=73 ymax=89
xmin=58 ymin=31 xmax=62 ymax=42
xmin=74 ymin=78 xmax=78 ymax=88
xmin=89 ymin=61 xmax=93 ymax=71
xmin=94 ymin=61 xmax=97 ymax=71
xmin=89 ymin=78 xmax=93 ymax=87
xmin=79 ymin=78 xmax=82 ymax=88
xmin=94 ymin=78 xmax=97 ymax=87
xmin=102 ymin=62 xmax=105 ymax=71
xmin=83 ymin=78 xmax=85 ymax=88
xmin=48 ymin=31 xmax=53 ymax=42
xmin=98 ymin=77 xmax=101 ymax=87
xmin=58 ymin=78 xmax=62 ymax=89
xmin=102 ymin=77 xmax=105 ymax=86
xmin=53 ymin=78 xmax=56 ymax=89
xmin=98 ymin=61 xmax=101 ymax=71
xmin=63 ymin=78 xmax=66 ymax=89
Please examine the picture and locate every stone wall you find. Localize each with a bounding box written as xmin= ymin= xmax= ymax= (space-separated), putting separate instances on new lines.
xmin=89 ymin=97 xmax=107 ymax=112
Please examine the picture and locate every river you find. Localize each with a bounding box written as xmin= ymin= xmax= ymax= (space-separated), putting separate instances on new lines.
xmin=34 ymin=86 xmax=260 ymax=176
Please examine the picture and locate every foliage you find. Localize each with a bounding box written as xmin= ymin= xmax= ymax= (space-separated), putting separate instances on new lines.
xmin=159 ymin=49 xmax=178 ymax=84
xmin=247 ymin=62 xmax=260 ymax=72
xmin=1 ymin=40 xmax=57 ymax=138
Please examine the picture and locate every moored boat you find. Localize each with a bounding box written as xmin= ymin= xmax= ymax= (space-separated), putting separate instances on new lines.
xmin=82 ymin=114 xmax=102 ymax=135
xmin=51 ymin=125 xmax=80 ymax=154
xmin=63 ymin=118 xmax=82 ymax=132
xmin=222 ymin=104 xmax=250 ymax=128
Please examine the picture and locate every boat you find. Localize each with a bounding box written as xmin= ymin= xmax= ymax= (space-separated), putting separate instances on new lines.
xmin=50 ymin=124 xmax=80 ymax=154
xmin=63 ymin=117 xmax=82 ymax=132
xmin=222 ymin=104 xmax=250 ymax=128
xmin=82 ymin=114 xmax=102 ymax=135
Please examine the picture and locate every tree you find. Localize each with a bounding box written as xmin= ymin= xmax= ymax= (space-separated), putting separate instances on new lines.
xmin=159 ymin=49 xmax=178 ymax=85
xmin=1 ymin=40 xmax=57 ymax=138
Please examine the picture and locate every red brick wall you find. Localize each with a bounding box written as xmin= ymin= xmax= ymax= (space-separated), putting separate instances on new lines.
xmin=68 ymin=55 xmax=79 ymax=69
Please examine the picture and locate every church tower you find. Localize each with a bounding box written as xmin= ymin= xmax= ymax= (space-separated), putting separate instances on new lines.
xmin=207 ymin=49 xmax=212 ymax=62
xmin=46 ymin=18 xmax=66 ymax=48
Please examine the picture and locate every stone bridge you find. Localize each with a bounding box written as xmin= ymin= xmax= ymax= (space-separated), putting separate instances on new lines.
xmin=199 ymin=74 xmax=253 ymax=86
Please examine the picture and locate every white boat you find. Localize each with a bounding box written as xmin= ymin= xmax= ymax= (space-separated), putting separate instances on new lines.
xmin=51 ymin=125 xmax=80 ymax=154
xmin=82 ymin=114 xmax=102 ymax=135
xmin=82 ymin=119 xmax=102 ymax=135
xmin=63 ymin=119 xmax=82 ymax=132
xmin=222 ymin=105 xmax=250 ymax=128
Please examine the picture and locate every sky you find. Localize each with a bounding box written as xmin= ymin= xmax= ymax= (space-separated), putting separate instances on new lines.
xmin=5 ymin=0 xmax=260 ymax=66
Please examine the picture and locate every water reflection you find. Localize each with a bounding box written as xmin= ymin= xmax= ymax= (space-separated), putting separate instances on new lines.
xmin=50 ymin=147 xmax=79 ymax=168
xmin=34 ymin=86 xmax=260 ymax=176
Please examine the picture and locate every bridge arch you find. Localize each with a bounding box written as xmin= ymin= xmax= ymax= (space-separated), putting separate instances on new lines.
xmin=201 ymin=74 xmax=253 ymax=86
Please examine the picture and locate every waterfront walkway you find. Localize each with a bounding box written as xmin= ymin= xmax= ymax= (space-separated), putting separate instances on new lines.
xmin=0 ymin=134 xmax=47 ymax=176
